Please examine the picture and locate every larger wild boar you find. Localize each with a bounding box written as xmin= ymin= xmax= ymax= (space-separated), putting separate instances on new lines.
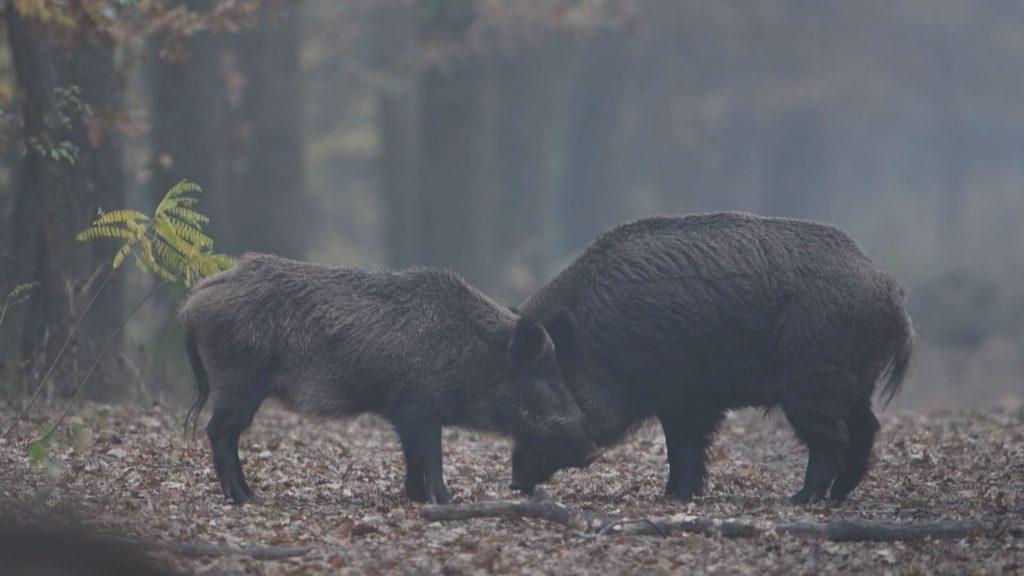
xmin=180 ymin=254 xmax=597 ymax=504
xmin=511 ymin=213 xmax=914 ymax=503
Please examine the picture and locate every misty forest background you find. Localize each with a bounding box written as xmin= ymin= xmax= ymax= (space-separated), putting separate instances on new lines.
xmin=0 ymin=0 xmax=1022 ymax=413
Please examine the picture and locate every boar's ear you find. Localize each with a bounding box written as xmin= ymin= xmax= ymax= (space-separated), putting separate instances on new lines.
xmin=509 ymin=317 xmax=546 ymax=363
xmin=544 ymin=307 xmax=578 ymax=360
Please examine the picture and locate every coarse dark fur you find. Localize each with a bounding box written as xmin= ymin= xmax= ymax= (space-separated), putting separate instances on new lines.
xmin=180 ymin=254 xmax=597 ymax=505
xmin=511 ymin=212 xmax=914 ymax=504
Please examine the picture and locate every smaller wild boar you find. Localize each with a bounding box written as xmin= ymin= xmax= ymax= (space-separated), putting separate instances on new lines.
xmin=180 ymin=254 xmax=597 ymax=504
xmin=511 ymin=213 xmax=914 ymax=504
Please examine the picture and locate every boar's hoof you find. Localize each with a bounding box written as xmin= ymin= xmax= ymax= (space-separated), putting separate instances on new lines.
xmin=665 ymin=487 xmax=698 ymax=502
xmin=789 ymin=488 xmax=825 ymax=505
xmin=219 ymin=478 xmax=254 ymax=505
xmin=407 ymin=480 xmax=451 ymax=504
xmin=508 ymin=481 xmax=535 ymax=495
xmin=225 ymin=491 xmax=253 ymax=506
xmin=428 ymin=484 xmax=451 ymax=505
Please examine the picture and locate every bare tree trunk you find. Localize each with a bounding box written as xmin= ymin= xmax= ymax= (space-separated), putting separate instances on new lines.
xmin=560 ymin=30 xmax=627 ymax=255
xmin=370 ymin=1 xmax=420 ymax=269
xmin=479 ymin=47 xmax=561 ymax=299
xmin=222 ymin=1 xmax=305 ymax=258
xmin=6 ymin=7 xmax=125 ymax=399
xmin=414 ymin=60 xmax=483 ymax=281
xmin=148 ymin=0 xmax=230 ymax=244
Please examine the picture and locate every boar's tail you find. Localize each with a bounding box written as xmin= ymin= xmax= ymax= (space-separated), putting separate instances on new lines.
xmin=183 ymin=326 xmax=209 ymax=439
xmin=880 ymin=305 xmax=915 ymax=407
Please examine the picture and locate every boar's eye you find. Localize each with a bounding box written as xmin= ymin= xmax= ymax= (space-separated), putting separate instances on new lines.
xmin=508 ymin=318 xmax=546 ymax=363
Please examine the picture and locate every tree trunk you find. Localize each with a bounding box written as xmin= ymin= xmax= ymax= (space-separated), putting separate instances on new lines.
xmin=148 ymin=0 xmax=230 ymax=246
xmin=414 ymin=60 xmax=483 ymax=282
xmin=559 ymin=30 xmax=627 ymax=255
xmin=478 ymin=47 xmax=561 ymax=299
xmin=370 ymin=1 xmax=420 ymax=269
xmin=221 ymin=2 xmax=305 ymax=258
xmin=6 ymin=8 xmax=126 ymax=399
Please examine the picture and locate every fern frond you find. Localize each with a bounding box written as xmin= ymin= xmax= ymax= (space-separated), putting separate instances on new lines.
xmin=153 ymin=218 xmax=201 ymax=261
xmin=208 ymin=254 xmax=234 ymax=269
xmin=91 ymin=209 xmax=149 ymax=226
xmin=78 ymin=178 xmax=230 ymax=287
xmin=155 ymin=180 xmax=202 ymax=218
xmin=111 ymin=243 xmax=132 ymax=269
xmin=76 ymin=225 xmax=135 ymax=242
xmin=137 ymin=237 xmax=177 ymax=282
xmin=153 ymin=236 xmax=189 ymax=274
xmin=195 ymin=254 xmax=234 ymax=278
xmin=166 ymin=206 xmax=209 ymax=226
xmin=164 ymin=218 xmax=213 ymax=249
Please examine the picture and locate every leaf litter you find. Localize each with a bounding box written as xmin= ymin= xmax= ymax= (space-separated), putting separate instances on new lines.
xmin=0 ymin=401 xmax=1020 ymax=574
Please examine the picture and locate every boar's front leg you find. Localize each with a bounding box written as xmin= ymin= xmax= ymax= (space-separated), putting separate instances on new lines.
xmin=659 ymin=406 xmax=725 ymax=501
xmin=392 ymin=408 xmax=450 ymax=504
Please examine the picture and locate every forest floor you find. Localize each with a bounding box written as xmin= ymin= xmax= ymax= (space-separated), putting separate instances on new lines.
xmin=0 ymin=401 xmax=1021 ymax=575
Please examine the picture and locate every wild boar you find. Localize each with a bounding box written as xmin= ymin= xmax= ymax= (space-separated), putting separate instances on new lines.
xmin=180 ymin=254 xmax=597 ymax=504
xmin=511 ymin=212 xmax=914 ymax=503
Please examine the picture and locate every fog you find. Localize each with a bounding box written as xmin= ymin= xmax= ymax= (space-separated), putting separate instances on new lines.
xmin=2 ymin=1 xmax=1022 ymax=408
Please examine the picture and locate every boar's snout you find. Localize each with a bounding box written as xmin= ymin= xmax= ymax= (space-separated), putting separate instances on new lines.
xmin=509 ymin=435 xmax=602 ymax=494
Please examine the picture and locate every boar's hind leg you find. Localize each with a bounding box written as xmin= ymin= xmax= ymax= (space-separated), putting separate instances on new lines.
xmin=392 ymin=409 xmax=450 ymax=504
xmin=207 ymin=392 xmax=265 ymax=504
xmin=781 ymin=376 xmax=852 ymax=504
xmin=659 ymin=407 xmax=725 ymax=501
xmin=829 ymin=398 xmax=879 ymax=501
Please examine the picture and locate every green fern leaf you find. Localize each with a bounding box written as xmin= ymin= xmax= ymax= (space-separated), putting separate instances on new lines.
xmin=92 ymin=209 xmax=149 ymax=226
xmin=78 ymin=178 xmax=229 ymax=286
xmin=164 ymin=218 xmax=213 ymax=248
xmin=166 ymin=206 xmax=209 ymax=226
xmin=137 ymin=237 xmax=177 ymax=282
xmin=155 ymin=180 xmax=202 ymax=218
xmin=76 ymin=225 xmax=135 ymax=242
xmin=111 ymin=244 xmax=132 ymax=269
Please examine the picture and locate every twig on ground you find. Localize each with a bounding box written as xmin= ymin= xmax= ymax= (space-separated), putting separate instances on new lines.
xmin=420 ymin=497 xmax=994 ymax=542
xmin=596 ymin=517 xmax=668 ymax=537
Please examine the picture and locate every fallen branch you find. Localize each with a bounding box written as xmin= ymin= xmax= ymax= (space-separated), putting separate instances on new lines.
xmin=421 ymin=493 xmax=994 ymax=542
xmin=421 ymin=491 xmax=572 ymax=526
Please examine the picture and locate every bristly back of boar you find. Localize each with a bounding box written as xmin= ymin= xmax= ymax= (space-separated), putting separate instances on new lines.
xmin=512 ymin=212 xmax=915 ymax=504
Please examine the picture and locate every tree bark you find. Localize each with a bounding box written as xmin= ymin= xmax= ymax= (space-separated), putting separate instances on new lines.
xmin=477 ymin=47 xmax=560 ymax=299
xmin=148 ymin=0 xmax=231 ymax=246
xmin=6 ymin=7 xmax=126 ymax=399
xmin=222 ymin=1 xmax=305 ymax=258
xmin=414 ymin=59 xmax=484 ymax=282
xmin=370 ymin=1 xmax=420 ymax=269
xmin=559 ymin=29 xmax=628 ymax=255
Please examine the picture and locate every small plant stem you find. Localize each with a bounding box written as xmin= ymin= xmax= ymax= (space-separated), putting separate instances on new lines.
xmin=38 ymin=280 xmax=170 ymax=444
xmin=2 ymin=267 xmax=112 ymax=440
